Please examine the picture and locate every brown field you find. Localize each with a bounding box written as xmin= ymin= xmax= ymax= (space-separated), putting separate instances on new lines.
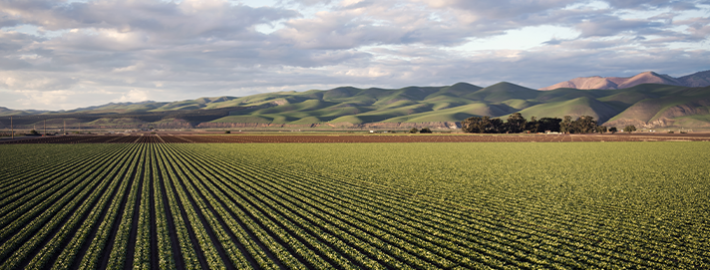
xmin=2 ymin=132 xmax=710 ymax=144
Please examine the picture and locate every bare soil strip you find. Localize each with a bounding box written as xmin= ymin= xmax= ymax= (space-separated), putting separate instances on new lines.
xmin=44 ymin=161 xmax=126 ymax=269
xmin=167 ymin=155 xmax=262 ymax=269
xmin=149 ymin=160 xmax=159 ymax=270
xmin=69 ymin=147 xmax=140 ymax=269
xmin=3 ymin=133 xmax=710 ymax=144
xmin=160 ymin=154 xmax=211 ymax=270
xmin=0 ymin=147 xmax=127 ymax=246
xmin=123 ymin=157 xmax=146 ymax=270
xmin=0 ymin=147 xmax=123 ymax=222
xmin=155 ymin=150 xmax=186 ymax=270
xmin=165 ymin=157 xmax=237 ymax=269
xmin=97 ymin=148 xmax=143 ymax=270
xmin=14 ymin=156 xmax=122 ymax=270
xmin=188 ymin=149 xmax=672 ymax=268
xmin=180 ymin=164 xmax=288 ymax=269
xmin=183 ymin=155 xmax=312 ymax=269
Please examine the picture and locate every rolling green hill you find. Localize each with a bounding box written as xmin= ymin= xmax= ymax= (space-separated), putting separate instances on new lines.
xmin=2 ymin=83 xmax=710 ymax=130
xmin=515 ymin=96 xmax=620 ymax=122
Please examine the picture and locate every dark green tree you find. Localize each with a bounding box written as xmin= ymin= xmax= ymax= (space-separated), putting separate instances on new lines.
xmin=420 ymin=127 xmax=432 ymax=133
xmin=560 ymin=116 xmax=573 ymax=134
xmin=596 ymin=126 xmax=608 ymax=133
xmin=505 ymin=113 xmax=527 ymax=133
xmin=461 ymin=116 xmax=490 ymax=133
xmin=609 ymin=127 xmax=618 ymax=134
xmin=487 ymin=118 xmax=504 ymax=133
xmin=461 ymin=117 xmax=476 ymax=133
xmin=525 ymin=116 xmax=541 ymax=133
xmin=463 ymin=115 xmax=526 ymax=133
xmin=624 ymin=125 xmax=636 ymax=133
xmin=574 ymin=116 xmax=597 ymax=133
xmin=538 ymin=117 xmax=562 ymax=132
xmin=409 ymin=127 xmax=419 ymax=133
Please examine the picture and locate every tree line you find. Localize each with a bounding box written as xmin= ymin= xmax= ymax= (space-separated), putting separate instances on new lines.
xmin=461 ymin=113 xmax=634 ymax=134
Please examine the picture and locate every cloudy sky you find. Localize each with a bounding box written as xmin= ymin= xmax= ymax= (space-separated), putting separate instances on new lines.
xmin=1 ymin=0 xmax=709 ymax=110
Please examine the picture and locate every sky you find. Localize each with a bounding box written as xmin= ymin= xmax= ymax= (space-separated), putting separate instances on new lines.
xmin=1 ymin=0 xmax=709 ymax=110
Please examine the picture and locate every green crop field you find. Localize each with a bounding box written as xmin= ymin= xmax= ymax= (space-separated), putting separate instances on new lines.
xmin=1 ymin=142 xmax=708 ymax=269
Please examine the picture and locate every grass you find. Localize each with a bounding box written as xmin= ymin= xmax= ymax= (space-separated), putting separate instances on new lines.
xmin=187 ymin=84 xmax=710 ymax=128
xmin=383 ymin=103 xmax=495 ymax=123
xmin=515 ymin=96 xmax=619 ymax=122
xmin=85 ymin=117 xmax=146 ymax=126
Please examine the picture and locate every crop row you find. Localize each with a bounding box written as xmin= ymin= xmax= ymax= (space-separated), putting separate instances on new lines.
xmin=175 ymin=145 xmax=588 ymax=269
xmin=185 ymin=143 xmax=710 ymax=269
xmin=1 ymin=142 xmax=708 ymax=269
xmin=0 ymin=144 xmax=141 ymax=269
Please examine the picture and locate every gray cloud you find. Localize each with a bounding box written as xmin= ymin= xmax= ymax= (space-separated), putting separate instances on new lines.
xmin=0 ymin=0 xmax=299 ymax=34
xmin=0 ymin=0 xmax=708 ymax=110
xmin=605 ymin=0 xmax=709 ymax=10
xmin=284 ymin=0 xmax=334 ymax=6
xmin=414 ymin=0 xmax=572 ymax=20
xmin=576 ymin=16 xmax=666 ymax=37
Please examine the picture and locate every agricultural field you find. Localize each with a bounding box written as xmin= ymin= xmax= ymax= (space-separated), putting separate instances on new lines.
xmin=0 ymin=142 xmax=709 ymax=269
xmin=2 ymin=132 xmax=710 ymax=145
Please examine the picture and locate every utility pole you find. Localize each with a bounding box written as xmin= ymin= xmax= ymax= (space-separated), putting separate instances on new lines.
xmin=10 ymin=116 xmax=13 ymax=139
xmin=44 ymin=119 xmax=46 ymax=136
xmin=63 ymin=119 xmax=66 ymax=135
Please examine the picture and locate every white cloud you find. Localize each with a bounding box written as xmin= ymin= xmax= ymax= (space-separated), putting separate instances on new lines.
xmin=0 ymin=0 xmax=708 ymax=110
xmin=0 ymin=71 xmax=78 ymax=90
xmin=117 ymin=89 xmax=150 ymax=102
xmin=14 ymin=90 xmax=74 ymax=108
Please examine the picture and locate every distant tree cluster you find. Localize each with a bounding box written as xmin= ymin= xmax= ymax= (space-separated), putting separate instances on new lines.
xmin=409 ymin=127 xmax=433 ymax=134
xmin=462 ymin=113 xmax=610 ymax=134
xmin=623 ymin=125 xmax=637 ymax=133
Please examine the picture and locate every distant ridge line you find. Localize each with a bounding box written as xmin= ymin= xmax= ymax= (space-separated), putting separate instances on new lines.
xmin=540 ymin=70 xmax=710 ymax=90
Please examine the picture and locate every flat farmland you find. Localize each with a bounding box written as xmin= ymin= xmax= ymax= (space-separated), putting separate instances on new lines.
xmin=1 ymin=142 xmax=709 ymax=269
xmin=2 ymin=132 xmax=710 ymax=145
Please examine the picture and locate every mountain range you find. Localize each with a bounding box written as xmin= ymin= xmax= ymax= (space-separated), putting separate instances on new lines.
xmin=2 ymin=72 xmax=710 ymax=130
xmin=540 ymin=70 xmax=710 ymax=90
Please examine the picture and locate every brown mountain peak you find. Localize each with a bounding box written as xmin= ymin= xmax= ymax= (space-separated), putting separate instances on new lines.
xmin=540 ymin=71 xmax=685 ymax=91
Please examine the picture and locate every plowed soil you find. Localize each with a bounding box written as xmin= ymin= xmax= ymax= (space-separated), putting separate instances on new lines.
xmin=2 ymin=133 xmax=710 ymax=144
